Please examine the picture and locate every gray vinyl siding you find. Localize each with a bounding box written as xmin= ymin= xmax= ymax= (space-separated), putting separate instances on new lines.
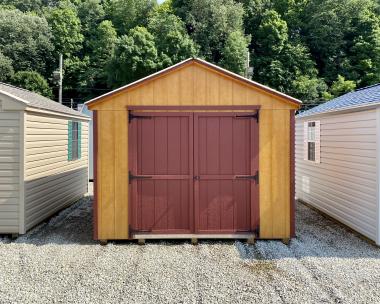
xmin=24 ymin=112 xmax=89 ymax=231
xmin=296 ymin=109 xmax=378 ymax=241
xmin=0 ymin=111 xmax=20 ymax=233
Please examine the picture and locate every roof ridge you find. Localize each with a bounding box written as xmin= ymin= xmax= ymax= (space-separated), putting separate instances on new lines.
xmin=0 ymin=82 xmax=54 ymax=103
xmin=355 ymin=83 xmax=380 ymax=91
xmin=0 ymin=81 xmax=34 ymax=93
xmin=0 ymin=82 xmax=89 ymax=118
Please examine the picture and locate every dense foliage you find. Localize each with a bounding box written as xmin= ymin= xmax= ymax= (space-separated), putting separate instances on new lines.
xmin=0 ymin=0 xmax=379 ymax=109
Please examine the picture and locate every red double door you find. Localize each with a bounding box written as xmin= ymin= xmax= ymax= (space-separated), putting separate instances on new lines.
xmin=128 ymin=111 xmax=259 ymax=235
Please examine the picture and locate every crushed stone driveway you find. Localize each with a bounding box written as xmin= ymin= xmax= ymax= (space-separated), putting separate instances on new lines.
xmin=1 ymin=195 xmax=380 ymax=303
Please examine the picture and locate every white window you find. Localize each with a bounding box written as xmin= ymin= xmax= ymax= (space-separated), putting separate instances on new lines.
xmin=304 ymin=121 xmax=320 ymax=163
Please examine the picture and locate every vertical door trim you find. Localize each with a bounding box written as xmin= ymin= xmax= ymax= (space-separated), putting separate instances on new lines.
xmin=250 ymin=113 xmax=260 ymax=233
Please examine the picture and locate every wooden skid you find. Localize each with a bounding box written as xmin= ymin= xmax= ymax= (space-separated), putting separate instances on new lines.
xmin=132 ymin=233 xmax=255 ymax=240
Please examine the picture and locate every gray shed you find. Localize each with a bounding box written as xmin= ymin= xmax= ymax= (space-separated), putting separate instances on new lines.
xmin=0 ymin=83 xmax=90 ymax=235
xmin=296 ymin=84 xmax=380 ymax=245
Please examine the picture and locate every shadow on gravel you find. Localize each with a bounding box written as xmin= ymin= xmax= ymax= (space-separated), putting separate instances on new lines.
xmin=3 ymin=195 xmax=380 ymax=261
xmin=2 ymin=196 xmax=97 ymax=246
xmin=235 ymin=201 xmax=380 ymax=262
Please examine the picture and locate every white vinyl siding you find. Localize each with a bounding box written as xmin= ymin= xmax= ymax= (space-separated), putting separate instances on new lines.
xmin=0 ymin=112 xmax=20 ymax=233
xmin=24 ymin=112 xmax=89 ymax=231
xmin=296 ymin=109 xmax=378 ymax=241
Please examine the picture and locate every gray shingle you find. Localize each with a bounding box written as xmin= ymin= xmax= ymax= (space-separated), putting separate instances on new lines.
xmin=0 ymin=82 xmax=88 ymax=118
xmin=298 ymin=83 xmax=380 ymax=118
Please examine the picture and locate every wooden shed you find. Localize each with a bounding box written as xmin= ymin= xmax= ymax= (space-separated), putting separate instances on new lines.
xmin=0 ymin=82 xmax=90 ymax=235
xmin=86 ymin=58 xmax=301 ymax=243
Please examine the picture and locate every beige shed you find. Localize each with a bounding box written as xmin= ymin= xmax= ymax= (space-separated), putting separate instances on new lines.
xmin=0 ymin=83 xmax=90 ymax=236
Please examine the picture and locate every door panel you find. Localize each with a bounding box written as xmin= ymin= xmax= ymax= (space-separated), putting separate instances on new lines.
xmin=194 ymin=113 xmax=258 ymax=233
xmin=129 ymin=113 xmax=193 ymax=233
xmin=129 ymin=111 xmax=259 ymax=236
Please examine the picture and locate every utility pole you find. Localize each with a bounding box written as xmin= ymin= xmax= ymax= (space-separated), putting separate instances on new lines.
xmin=59 ymin=54 xmax=63 ymax=104
xmin=245 ymin=51 xmax=250 ymax=78
xmin=70 ymin=98 xmax=73 ymax=109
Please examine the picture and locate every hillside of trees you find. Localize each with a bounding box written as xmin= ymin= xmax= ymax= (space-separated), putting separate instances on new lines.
xmin=1 ymin=0 xmax=380 ymax=109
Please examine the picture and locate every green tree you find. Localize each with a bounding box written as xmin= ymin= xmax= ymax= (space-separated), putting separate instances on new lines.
xmin=46 ymin=2 xmax=84 ymax=56
xmin=0 ymin=52 xmax=14 ymax=82
xmin=220 ymin=31 xmax=250 ymax=75
xmin=0 ymin=8 xmax=54 ymax=77
xmin=172 ymin=0 xmax=245 ymax=63
xmin=63 ymin=55 xmax=90 ymax=90
xmin=85 ymin=20 xmax=118 ymax=89
xmin=11 ymin=71 xmax=52 ymax=98
xmin=148 ymin=9 xmax=198 ymax=68
xmin=255 ymin=10 xmax=288 ymax=55
xmin=300 ymin=0 xmax=380 ymax=86
xmin=346 ymin=8 xmax=380 ymax=86
xmin=324 ymin=75 xmax=356 ymax=99
xmin=107 ymin=26 xmax=158 ymax=87
xmin=77 ymin=0 xmax=105 ymax=51
xmin=292 ymin=75 xmax=327 ymax=105
xmin=0 ymin=0 xmax=44 ymax=12
xmin=104 ymin=0 xmax=157 ymax=35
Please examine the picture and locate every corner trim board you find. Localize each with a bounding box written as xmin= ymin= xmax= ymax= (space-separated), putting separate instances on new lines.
xmin=376 ymin=108 xmax=380 ymax=245
xmin=19 ymin=111 xmax=26 ymax=234
xmin=93 ymin=110 xmax=98 ymax=240
xmin=290 ymin=110 xmax=295 ymax=237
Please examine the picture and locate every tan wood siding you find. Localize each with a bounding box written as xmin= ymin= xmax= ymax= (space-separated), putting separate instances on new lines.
xmin=296 ymin=110 xmax=378 ymax=241
xmin=89 ymin=62 xmax=297 ymax=240
xmin=24 ymin=112 xmax=89 ymax=231
xmin=0 ymin=111 xmax=20 ymax=233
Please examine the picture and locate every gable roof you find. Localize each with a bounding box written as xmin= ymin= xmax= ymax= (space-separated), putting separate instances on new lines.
xmin=85 ymin=58 xmax=302 ymax=106
xmin=0 ymin=82 xmax=88 ymax=118
xmin=298 ymin=83 xmax=380 ymax=118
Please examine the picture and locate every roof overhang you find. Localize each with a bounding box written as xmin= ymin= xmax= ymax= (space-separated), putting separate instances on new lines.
xmin=85 ymin=58 xmax=302 ymax=107
xmin=0 ymin=89 xmax=89 ymax=119
xmin=296 ymin=101 xmax=380 ymax=119
xmin=25 ymin=107 xmax=91 ymax=121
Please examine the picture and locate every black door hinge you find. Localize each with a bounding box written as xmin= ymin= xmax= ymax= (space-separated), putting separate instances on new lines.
xmin=235 ymin=171 xmax=259 ymax=184
xmin=129 ymin=171 xmax=153 ymax=184
xmin=235 ymin=111 xmax=259 ymax=123
xmin=128 ymin=110 xmax=152 ymax=123
xmin=254 ymin=226 xmax=260 ymax=237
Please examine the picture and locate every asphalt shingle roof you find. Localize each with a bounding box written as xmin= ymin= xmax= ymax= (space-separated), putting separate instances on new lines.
xmin=0 ymin=82 xmax=88 ymax=118
xmin=298 ymin=83 xmax=380 ymax=118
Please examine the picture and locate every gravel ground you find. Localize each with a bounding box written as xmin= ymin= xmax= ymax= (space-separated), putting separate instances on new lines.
xmin=1 ymin=187 xmax=380 ymax=303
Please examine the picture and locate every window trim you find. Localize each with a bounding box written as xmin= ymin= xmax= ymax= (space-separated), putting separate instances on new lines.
xmin=68 ymin=120 xmax=81 ymax=162
xmin=304 ymin=120 xmax=320 ymax=163
xmin=307 ymin=121 xmax=316 ymax=162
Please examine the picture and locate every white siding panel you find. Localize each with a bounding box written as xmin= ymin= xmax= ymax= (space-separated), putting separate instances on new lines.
xmin=296 ymin=109 xmax=378 ymax=242
xmin=0 ymin=111 xmax=20 ymax=233
xmin=24 ymin=112 xmax=89 ymax=231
